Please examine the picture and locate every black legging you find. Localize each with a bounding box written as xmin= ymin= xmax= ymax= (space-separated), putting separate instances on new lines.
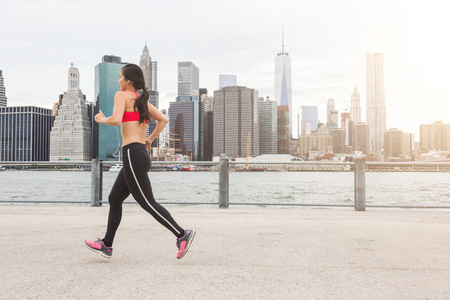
xmin=103 ymin=142 xmax=184 ymax=246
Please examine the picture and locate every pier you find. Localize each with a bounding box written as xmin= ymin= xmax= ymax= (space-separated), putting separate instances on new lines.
xmin=0 ymin=205 xmax=449 ymax=299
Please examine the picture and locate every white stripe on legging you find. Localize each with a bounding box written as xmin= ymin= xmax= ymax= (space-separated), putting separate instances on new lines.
xmin=127 ymin=149 xmax=180 ymax=235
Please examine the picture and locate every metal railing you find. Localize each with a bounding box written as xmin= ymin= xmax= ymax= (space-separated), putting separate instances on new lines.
xmin=365 ymin=161 xmax=450 ymax=209
xmin=227 ymin=158 xmax=359 ymax=208
xmin=98 ymin=160 xmax=219 ymax=206
xmin=1 ymin=157 xmax=450 ymax=210
xmin=0 ymin=161 xmax=91 ymax=204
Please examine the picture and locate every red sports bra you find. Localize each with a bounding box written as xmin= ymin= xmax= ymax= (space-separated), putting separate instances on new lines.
xmin=121 ymin=91 xmax=148 ymax=124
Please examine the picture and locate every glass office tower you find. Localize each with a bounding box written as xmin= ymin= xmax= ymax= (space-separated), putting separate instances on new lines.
xmin=94 ymin=55 xmax=126 ymax=161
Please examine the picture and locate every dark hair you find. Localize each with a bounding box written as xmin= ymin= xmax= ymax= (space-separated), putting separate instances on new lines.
xmin=121 ymin=63 xmax=151 ymax=123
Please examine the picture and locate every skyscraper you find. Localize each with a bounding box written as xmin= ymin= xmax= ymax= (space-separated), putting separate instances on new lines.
xmin=219 ymin=74 xmax=237 ymax=89
xmin=170 ymin=61 xmax=203 ymax=160
xmin=330 ymin=111 xmax=338 ymax=125
xmin=178 ymin=62 xmax=199 ymax=98
xmin=403 ymin=133 xmax=415 ymax=157
xmin=139 ymin=44 xmax=152 ymax=90
xmin=201 ymin=94 xmax=214 ymax=112
xmin=94 ymin=55 xmax=126 ymax=160
xmin=213 ymin=86 xmax=259 ymax=158
xmin=350 ymin=86 xmax=361 ymax=123
xmin=168 ymin=100 xmax=206 ymax=160
xmin=275 ymin=31 xmax=292 ymax=137
xmin=0 ymin=70 xmax=7 ymax=106
xmin=327 ymin=99 xmax=335 ymax=123
xmin=197 ymin=89 xmax=211 ymax=161
xmin=332 ymin=128 xmax=345 ymax=154
xmin=366 ymin=53 xmax=386 ymax=153
xmin=277 ymin=106 xmax=290 ymax=154
xmin=0 ymin=106 xmax=53 ymax=161
xmin=151 ymin=61 xmax=157 ymax=91
xmin=148 ymin=90 xmax=159 ymax=109
xmin=353 ymin=122 xmax=370 ymax=155
xmin=301 ymin=106 xmax=318 ymax=135
xmin=341 ymin=111 xmax=351 ymax=145
xmin=200 ymin=91 xmax=214 ymax=161
xmin=258 ymin=97 xmax=277 ymax=154
xmin=420 ymin=121 xmax=450 ymax=151
xmin=50 ymin=64 xmax=91 ymax=161
xmin=384 ymin=128 xmax=404 ymax=157
xmin=169 ymin=101 xmax=195 ymax=159
xmin=326 ymin=98 xmax=338 ymax=134
xmin=199 ymin=88 xmax=208 ymax=101
xmin=203 ymin=110 xmax=214 ymax=161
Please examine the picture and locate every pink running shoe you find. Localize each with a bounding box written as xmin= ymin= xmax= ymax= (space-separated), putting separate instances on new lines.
xmin=85 ymin=238 xmax=113 ymax=258
xmin=176 ymin=229 xmax=196 ymax=259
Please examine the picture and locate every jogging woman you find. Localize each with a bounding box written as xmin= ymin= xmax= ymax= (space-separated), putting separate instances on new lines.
xmin=85 ymin=64 xmax=195 ymax=259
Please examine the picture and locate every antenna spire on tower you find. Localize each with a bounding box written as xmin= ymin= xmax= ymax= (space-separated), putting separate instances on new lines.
xmin=277 ymin=25 xmax=288 ymax=56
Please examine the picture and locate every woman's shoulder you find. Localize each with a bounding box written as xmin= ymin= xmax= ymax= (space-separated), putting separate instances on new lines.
xmin=115 ymin=91 xmax=131 ymax=97
xmin=114 ymin=91 xmax=135 ymax=101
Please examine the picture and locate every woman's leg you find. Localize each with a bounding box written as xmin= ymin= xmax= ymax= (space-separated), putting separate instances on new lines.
xmin=103 ymin=168 xmax=130 ymax=246
xmin=123 ymin=144 xmax=185 ymax=238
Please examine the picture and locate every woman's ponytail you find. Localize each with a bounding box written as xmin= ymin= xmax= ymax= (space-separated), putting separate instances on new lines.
xmin=134 ymin=87 xmax=151 ymax=123
xmin=121 ymin=64 xmax=152 ymax=123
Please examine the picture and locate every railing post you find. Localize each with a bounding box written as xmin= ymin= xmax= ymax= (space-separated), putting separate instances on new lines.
xmin=218 ymin=154 xmax=229 ymax=208
xmin=91 ymin=158 xmax=102 ymax=207
xmin=99 ymin=160 xmax=103 ymax=206
xmin=354 ymin=160 xmax=366 ymax=211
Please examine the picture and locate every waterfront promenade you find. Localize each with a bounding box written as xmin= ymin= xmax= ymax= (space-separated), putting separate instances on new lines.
xmin=0 ymin=205 xmax=449 ymax=299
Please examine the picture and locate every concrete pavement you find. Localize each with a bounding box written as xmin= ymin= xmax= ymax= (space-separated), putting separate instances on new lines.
xmin=0 ymin=205 xmax=449 ymax=299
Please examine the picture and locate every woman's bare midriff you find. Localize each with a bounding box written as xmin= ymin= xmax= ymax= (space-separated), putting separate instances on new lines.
xmin=121 ymin=119 xmax=148 ymax=146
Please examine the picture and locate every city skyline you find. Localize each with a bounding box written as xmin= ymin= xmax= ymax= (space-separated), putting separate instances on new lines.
xmin=1 ymin=0 xmax=449 ymax=137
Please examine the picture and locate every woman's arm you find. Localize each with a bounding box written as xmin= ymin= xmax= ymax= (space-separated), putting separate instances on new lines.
xmin=94 ymin=92 xmax=126 ymax=126
xmin=145 ymin=103 xmax=168 ymax=149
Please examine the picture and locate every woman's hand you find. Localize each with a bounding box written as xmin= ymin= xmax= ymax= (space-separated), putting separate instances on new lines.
xmin=145 ymin=138 xmax=154 ymax=149
xmin=94 ymin=110 xmax=106 ymax=124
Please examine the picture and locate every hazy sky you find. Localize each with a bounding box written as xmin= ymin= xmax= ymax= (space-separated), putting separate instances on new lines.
xmin=1 ymin=0 xmax=449 ymax=137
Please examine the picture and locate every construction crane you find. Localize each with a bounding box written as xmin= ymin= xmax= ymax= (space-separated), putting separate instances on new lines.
xmin=155 ymin=133 xmax=181 ymax=161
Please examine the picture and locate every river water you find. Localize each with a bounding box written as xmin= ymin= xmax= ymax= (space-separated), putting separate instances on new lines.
xmin=1 ymin=170 xmax=449 ymax=207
